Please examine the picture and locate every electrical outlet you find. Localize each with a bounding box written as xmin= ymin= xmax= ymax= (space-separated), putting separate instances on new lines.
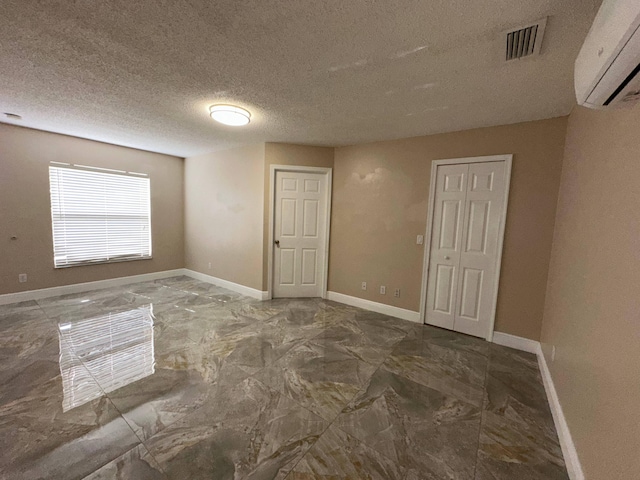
xmin=380 ymin=286 xmax=386 ymax=295
xmin=18 ymin=273 xmax=27 ymax=283
xmin=394 ymin=288 xmax=400 ymax=297
xmin=208 ymin=262 xmax=212 ymax=270
xmin=361 ymin=282 xmax=367 ymax=291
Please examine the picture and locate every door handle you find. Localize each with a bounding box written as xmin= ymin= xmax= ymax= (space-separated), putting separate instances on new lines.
xmin=444 ymin=255 xmax=450 ymax=260
xmin=275 ymin=240 xmax=280 ymax=248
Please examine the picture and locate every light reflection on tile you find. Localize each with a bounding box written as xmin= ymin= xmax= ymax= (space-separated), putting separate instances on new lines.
xmin=58 ymin=306 xmax=155 ymax=412
xmin=0 ymin=276 xmax=568 ymax=479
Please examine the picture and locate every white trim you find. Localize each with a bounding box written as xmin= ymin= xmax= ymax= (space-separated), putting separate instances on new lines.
xmin=418 ymin=159 xmax=439 ymax=327
xmin=419 ymin=154 xmax=513 ymax=341
xmin=491 ymin=331 xmax=540 ymax=354
xmin=267 ymin=165 xmax=332 ymax=300
xmin=489 ymin=332 xmax=584 ymax=480
xmin=326 ymin=291 xmax=421 ymax=323
xmin=0 ymin=269 xmax=186 ymax=305
xmin=183 ymin=269 xmax=268 ymax=300
xmin=537 ymin=346 xmax=584 ymax=480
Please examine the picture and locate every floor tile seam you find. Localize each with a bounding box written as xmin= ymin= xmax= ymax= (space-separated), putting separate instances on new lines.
xmin=326 ymin=422 xmax=409 ymax=478
xmin=165 ymin=280 xmax=242 ymax=301
xmin=331 ymin=415 xmax=467 ymax=480
xmin=35 ymin=301 xmax=63 ymax=327
xmin=140 ymin=375 xmax=318 ymax=480
xmin=164 ymin=322 xmax=206 ymax=345
xmin=66 ymin=397 xmax=157 ymax=480
xmin=248 ymin=375 xmax=335 ymax=426
xmin=112 ymin=364 xmax=266 ymax=476
xmin=473 ymin=345 xmax=493 ymax=480
xmin=276 ymin=359 xmax=406 ymax=480
xmin=379 ymin=339 xmax=490 ymax=411
xmin=55 ymin=331 xmax=153 ymax=466
xmin=76 ymin=449 xmax=138 ymax=480
xmin=355 ymin=359 xmax=484 ymax=478
xmin=323 ymin=360 xmax=411 ymax=479
xmin=379 ymin=367 xmax=486 ymax=410
xmin=136 ymin=396 xmax=214 ymax=476
xmin=303 ymin=320 xmax=412 ymax=358
xmin=14 ymin=299 xmax=147 ymax=454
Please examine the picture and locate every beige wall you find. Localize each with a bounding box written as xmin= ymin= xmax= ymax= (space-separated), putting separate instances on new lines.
xmin=0 ymin=124 xmax=184 ymax=295
xmin=540 ymin=106 xmax=640 ymax=479
xmin=262 ymin=143 xmax=334 ymax=289
xmin=330 ymin=117 xmax=568 ymax=340
xmin=184 ymin=144 xmax=265 ymax=291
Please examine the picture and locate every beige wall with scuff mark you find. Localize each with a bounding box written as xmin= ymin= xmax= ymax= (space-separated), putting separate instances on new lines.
xmin=0 ymin=124 xmax=184 ymax=294
xmin=184 ymin=144 xmax=265 ymax=291
xmin=262 ymin=143 xmax=334 ymax=290
xmin=540 ymin=105 xmax=640 ymax=479
xmin=330 ymin=116 xmax=568 ymax=340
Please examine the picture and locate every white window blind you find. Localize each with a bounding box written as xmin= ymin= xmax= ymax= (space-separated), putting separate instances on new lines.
xmin=49 ymin=165 xmax=151 ymax=268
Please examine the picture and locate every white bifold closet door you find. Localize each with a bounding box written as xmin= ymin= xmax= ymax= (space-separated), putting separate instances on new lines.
xmin=425 ymin=161 xmax=506 ymax=338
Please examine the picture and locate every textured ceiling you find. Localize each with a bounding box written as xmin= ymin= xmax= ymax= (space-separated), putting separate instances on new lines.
xmin=0 ymin=0 xmax=600 ymax=157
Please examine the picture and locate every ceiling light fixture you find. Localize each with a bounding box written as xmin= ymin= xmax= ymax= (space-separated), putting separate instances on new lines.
xmin=209 ymin=104 xmax=251 ymax=126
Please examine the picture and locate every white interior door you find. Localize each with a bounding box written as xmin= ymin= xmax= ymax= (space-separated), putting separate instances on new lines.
xmin=425 ymin=164 xmax=468 ymax=330
xmin=454 ymin=162 xmax=506 ymax=337
xmin=273 ymin=171 xmax=327 ymax=298
xmin=425 ymin=160 xmax=508 ymax=338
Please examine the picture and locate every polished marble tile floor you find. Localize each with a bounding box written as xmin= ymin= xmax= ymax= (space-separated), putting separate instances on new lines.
xmin=0 ymin=276 xmax=567 ymax=480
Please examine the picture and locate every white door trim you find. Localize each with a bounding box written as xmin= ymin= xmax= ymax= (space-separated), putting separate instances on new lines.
xmin=419 ymin=154 xmax=513 ymax=341
xmin=267 ymin=165 xmax=333 ymax=300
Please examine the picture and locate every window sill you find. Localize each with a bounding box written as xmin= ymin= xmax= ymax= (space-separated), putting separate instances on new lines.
xmin=54 ymin=256 xmax=153 ymax=269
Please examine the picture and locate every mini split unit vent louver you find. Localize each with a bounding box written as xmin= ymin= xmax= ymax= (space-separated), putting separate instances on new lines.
xmin=505 ymin=18 xmax=547 ymax=61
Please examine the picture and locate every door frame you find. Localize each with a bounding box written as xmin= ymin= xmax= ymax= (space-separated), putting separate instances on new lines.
xmin=418 ymin=154 xmax=513 ymax=341
xmin=267 ymin=164 xmax=333 ymax=300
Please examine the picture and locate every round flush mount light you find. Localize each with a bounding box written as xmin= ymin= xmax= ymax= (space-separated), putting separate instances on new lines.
xmin=209 ymin=104 xmax=251 ymax=126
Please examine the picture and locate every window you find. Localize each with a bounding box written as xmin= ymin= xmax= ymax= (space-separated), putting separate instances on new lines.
xmin=49 ymin=164 xmax=151 ymax=268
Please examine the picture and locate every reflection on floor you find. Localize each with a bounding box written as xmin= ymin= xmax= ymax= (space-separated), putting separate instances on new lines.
xmin=0 ymin=276 xmax=568 ymax=479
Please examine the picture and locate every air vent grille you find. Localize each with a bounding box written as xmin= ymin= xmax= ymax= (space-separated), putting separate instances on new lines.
xmin=505 ymin=18 xmax=547 ymax=61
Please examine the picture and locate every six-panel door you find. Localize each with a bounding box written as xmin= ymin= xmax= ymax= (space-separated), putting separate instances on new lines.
xmin=273 ymin=171 xmax=327 ymax=298
xmin=426 ymin=161 xmax=507 ymax=338
xmin=425 ymin=164 xmax=468 ymax=330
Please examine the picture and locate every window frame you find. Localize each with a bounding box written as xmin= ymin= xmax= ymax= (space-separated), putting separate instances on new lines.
xmin=48 ymin=163 xmax=153 ymax=268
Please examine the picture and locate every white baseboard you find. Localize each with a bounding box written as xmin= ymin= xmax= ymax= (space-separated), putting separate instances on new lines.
xmin=0 ymin=269 xmax=186 ymax=306
xmin=491 ymin=331 xmax=540 ymax=354
xmin=326 ymin=291 xmax=421 ymax=323
xmin=491 ymin=332 xmax=583 ymax=480
xmin=183 ymin=269 xmax=268 ymax=300
xmin=537 ymin=346 xmax=584 ymax=480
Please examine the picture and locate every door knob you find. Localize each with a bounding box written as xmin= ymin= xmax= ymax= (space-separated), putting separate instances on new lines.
xmin=444 ymin=255 xmax=450 ymax=260
xmin=275 ymin=240 xmax=280 ymax=248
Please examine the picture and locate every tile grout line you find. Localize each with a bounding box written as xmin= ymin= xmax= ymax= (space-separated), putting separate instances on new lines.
xmin=291 ymin=328 xmax=414 ymax=479
xmin=259 ymin=308 xmax=415 ymax=479
xmin=472 ymin=345 xmax=492 ymax=480
xmin=19 ymin=279 xmax=474 ymax=479
xmin=36 ymin=284 xmax=189 ymax=478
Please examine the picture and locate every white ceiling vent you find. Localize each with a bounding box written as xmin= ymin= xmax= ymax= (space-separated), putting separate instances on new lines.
xmin=505 ymin=18 xmax=547 ymax=61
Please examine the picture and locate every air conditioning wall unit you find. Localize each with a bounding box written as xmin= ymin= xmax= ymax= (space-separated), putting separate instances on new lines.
xmin=575 ymin=0 xmax=640 ymax=109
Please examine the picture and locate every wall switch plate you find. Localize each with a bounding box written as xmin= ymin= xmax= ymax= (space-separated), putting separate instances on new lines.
xmin=208 ymin=262 xmax=212 ymax=269
xmin=551 ymin=345 xmax=556 ymax=362
xmin=416 ymin=235 xmax=424 ymax=245
xmin=18 ymin=273 xmax=27 ymax=283
xmin=380 ymin=286 xmax=386 ymax=294
xmin=394 ymin=288 xmax=400 ymax=297
xmin=361 ymin=282 xmax=367 ymax=290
